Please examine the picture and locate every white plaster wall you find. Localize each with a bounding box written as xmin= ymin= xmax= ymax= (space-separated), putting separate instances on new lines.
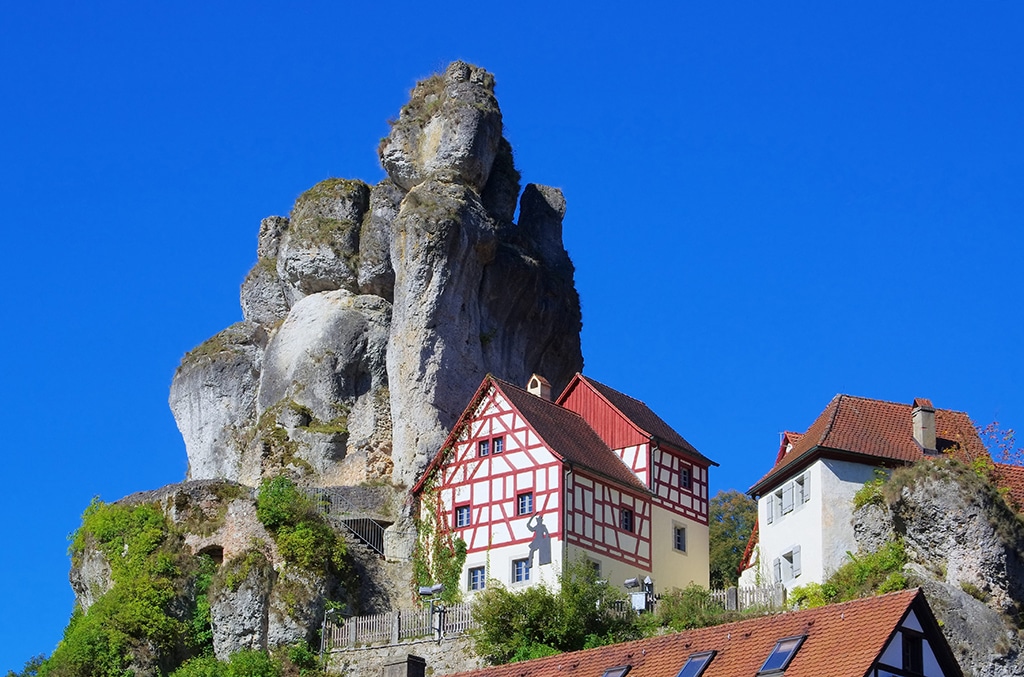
xmin=755 ymin=459 xmax=882 ymax=591
xmin=462 ymin=534 xmax=565 ymax=596
xmin=756 ymin=462 xmax=823 ymax=591
xmin=819 ymin=459 xmax=884 ymax=577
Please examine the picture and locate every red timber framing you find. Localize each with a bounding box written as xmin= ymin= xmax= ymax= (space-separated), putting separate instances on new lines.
xmin=430 ymin=384 xmax=563 ymax=556
xmin=558 ymin=375 xmax=712 ymax=525
xmin=650 ymin=446 xmax=708 ymax=525
xmin=566 ymin=469 xmax=652 ymax=568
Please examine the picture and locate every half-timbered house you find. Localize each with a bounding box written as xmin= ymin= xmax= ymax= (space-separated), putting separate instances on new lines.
xmin=412 ymin=373 xmax=716 ymax=594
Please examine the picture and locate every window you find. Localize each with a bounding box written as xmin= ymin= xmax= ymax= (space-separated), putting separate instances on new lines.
xmin=493 ymin=436 xmax=504 ymax=453
xmin=513 ymin=558 xmax=530 ymax=582
xmin=674 ymin=526 xmax=687 ymax=553
xmin=794 ymin=473 xmax=810 ymax=504
xmin=468 ymin=566 xmax=486 ymax=591
xmin=478 ymin=440 xmax=489 ymax=456
xmin=774 ymin=546 xmax=801 ymax=582
xmin=675 ymin=651 xmax=715 ymax=677
xmin=782 ymin=483 xmax=794 ymax=514
xmin=620 ymin=507 xmax=634 ymax=532
xmin=784 ymin=546 xmax=801 ymax=578
xmin=758 ymin=635 xmax=806 ymax=674
xmin=517 ymin=492 xmax=533 ymax=515
xmin=679 ymin=466 xmax=691 ymax=490
xmin=455 ymin=505 xmax=471 ymax=528
xmin=601 ymin=667 xmax=631 ymax=677
xmin=902 ymin=632 xmax=923 ymax=674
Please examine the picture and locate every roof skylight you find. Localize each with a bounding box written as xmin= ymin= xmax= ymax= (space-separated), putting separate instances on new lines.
xmin=674 ymin=650 xmax=715 ymax=677
xmin=601 ymin=666 xmax=631 ymax=677
xmin=757 ymin=635 xmax=806 ymax=674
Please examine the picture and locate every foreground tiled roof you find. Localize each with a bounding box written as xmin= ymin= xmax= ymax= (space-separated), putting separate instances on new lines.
xmin=750 ymin=395 xmax=985 ymax=494
xmin=576 ymin=375 xmax=715 ymax=466
xmin=496 ymin=379 xmax=647 ymax=492
xmin=994 ymin=463 xmax=1024 ymax=512
xmin=453 ymin=589 xmax=940 ymax=677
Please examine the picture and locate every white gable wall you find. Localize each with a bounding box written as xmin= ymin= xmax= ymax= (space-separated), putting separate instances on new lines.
xmin=752 ymin=458 xmax=881 ymax=591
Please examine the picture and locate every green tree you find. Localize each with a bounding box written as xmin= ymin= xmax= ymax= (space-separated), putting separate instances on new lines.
xmin=708 ymin=490 xmax=757 ymax=588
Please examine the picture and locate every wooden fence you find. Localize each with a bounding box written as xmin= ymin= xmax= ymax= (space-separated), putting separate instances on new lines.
xmin=323 ymin=584 xmax=783 ymax=653
xmin=324 ymin=602 xmax=477 ymax=652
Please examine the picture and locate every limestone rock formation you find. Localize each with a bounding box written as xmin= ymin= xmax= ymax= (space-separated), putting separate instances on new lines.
xmin=170 ymin=60 xmax=583 ymax=488
xmin=853 ymin=462 xmax=1024 ymax=676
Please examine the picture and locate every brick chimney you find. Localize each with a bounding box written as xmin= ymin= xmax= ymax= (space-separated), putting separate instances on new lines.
xmin=527 ymin=374 xmax=552 ymax=400
xmin=912 ymin=398 xmax=937 ymax=452
xmin=383 ymin=655 xmax=425 ymax=677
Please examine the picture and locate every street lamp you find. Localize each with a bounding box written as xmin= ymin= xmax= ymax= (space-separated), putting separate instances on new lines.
xmin=417 ymin=583 xmax=446 ymax=642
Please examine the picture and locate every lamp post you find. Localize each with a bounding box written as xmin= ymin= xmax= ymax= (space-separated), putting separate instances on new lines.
xmin=320 ymin=606 xmax=342 ymax=663
xmin=624 ymin=576 xmax=654 ymax=612
xmin=417 ymin=584 xmax=445 ymax=643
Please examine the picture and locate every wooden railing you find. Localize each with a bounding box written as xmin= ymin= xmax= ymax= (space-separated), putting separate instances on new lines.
xmin=324 ymin=602 xmax=477 ymax=652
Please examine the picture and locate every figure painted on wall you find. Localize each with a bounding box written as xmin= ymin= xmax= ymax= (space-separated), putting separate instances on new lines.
xmin=527 ymin=513 xmax=551 ymax=566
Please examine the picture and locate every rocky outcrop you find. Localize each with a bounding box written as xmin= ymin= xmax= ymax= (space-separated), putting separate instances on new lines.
xmin=853 ymin=461 xmax=1024 ymax=676
xmin=170 ymin=60 xmax=583 ymax=488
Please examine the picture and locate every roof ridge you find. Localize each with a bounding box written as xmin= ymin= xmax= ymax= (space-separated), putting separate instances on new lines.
xmin=580 ymin=373 xmax=651 ymax=406
xmin=819 ymin=394 xmax=844 ymax=445
xmin=836 ymin=393 xmax=971 ymax=416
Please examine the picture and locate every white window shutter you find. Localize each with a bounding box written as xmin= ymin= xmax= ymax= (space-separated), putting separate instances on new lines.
xmin=803 ymin=474 xmax=811 ymax=503
xmin=773 ymin=558 xmax=782 ymax=583
xmin=782 ymin=484 xmax=794 ymax=513
xmin=792 ymin=546 xmax=802 ymax=577
xmin=766 ymin=497 xmax=774 ymax=524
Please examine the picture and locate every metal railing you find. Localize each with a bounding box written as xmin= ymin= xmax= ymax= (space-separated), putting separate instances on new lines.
xmin=305 ymin=487 xmax=388 ymax=556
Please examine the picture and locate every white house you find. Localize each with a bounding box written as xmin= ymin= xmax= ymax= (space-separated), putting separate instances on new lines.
xmin=739 ymin=395 xmax=984 ymax=591
xmin=413 ymin=373 xmax=717 ymax=595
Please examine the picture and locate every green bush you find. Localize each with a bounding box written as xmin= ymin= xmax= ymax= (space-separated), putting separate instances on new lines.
xmin=256 ymin=476 xmax=348 ymax=575
xmin=40 ymin=499 xmax=216 ymax=676
xmin=471 ymin=559 xmax=636 ymax=664
xmin=790 ymin=541 xmax=908 ymax=609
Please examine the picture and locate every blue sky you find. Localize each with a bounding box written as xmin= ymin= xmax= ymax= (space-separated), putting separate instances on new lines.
xmin=2 ymin=1 xmax=1022 ymax=669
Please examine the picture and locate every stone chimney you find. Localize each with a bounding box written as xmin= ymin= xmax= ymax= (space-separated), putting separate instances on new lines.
xmin=383 ymin=655 xmax=425 ymax=677
xmin=912 ymin=398 xmax=937 ymax=452
xmin=527 ymin=374 xmax=552 ymax=400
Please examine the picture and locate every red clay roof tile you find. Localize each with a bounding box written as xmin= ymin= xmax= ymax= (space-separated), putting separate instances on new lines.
xmin=452 ymin=589 xmax=948 ymax=677
xmin=750 ymin=395 xmax=985 ymax=495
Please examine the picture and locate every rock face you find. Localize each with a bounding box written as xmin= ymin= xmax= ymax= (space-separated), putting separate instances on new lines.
xmin=170 ymin=60 xmax=583 ymax=489
xmin=853 ymin=462 xmax=1024 ymax=676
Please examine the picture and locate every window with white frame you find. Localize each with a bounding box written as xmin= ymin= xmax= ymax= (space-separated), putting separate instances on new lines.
xmin=512 ymin=558 xmax=530 ymax=582
xmin=517 ymin=492 xmax=533 ymax=515
xmin=478 ymin=440 xmax=489 ymax=456
xmin=468 ymin=566 xmax=486 ymax=591
xmin=493 ymin=436 xmax=504 ymax=453
xmin=455 ymin=505 xmax=471 ymax=528
xmin=679 ymin=466 xmax=691 ymax=490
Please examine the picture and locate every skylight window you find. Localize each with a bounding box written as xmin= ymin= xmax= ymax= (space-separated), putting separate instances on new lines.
xmin=758 ymin=635 xmax=806 ymax=674
xmin=675 ymin=651 xmax=715 ymax=677
xmin=601 ymin=666 xmax=631 ymax=677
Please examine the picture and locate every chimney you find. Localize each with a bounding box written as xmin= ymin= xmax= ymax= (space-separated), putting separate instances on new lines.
xmin=383 ymin=655 xmax=425 ymax=677
xmin=527 ymin=374 xmax=552 ymax=400
xmin=912 ymin=398 xmax=937 ymax=452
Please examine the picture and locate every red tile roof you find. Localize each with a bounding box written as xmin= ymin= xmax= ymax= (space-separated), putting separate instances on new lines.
xmin=993 ymin=463 xmax=1024 ymax=512
xmin=496 ymin=379 xmax=648 ymax=492
xmin=451 ymin=589 xmax=959 ymax=677
xmin=750 ymin=395 xmax=985 ymax=495
xmin=574 ymin=375 xmax=716 ymax=466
